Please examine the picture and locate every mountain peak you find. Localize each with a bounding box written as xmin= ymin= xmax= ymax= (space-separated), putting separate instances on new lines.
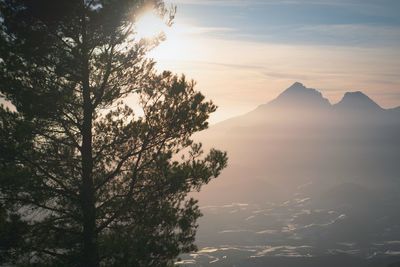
xmin=335 ymin=91 xmax=382 ymax=111
xmin=288 ymin=82 xmax=306 ymax=89
xmin=269 ymin=82 xmax=331 ymax=109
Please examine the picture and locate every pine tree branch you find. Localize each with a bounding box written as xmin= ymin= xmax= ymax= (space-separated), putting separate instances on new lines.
xmin=95 ymin=139 xmax=146 ymax=233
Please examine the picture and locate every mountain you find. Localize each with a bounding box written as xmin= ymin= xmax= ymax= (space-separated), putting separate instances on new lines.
xmin=187 ymin=83 xmax=400 ymax=266
xmin=334 ymin=91 xmax=383 ymax=111
xmin=196 ymin=82 xmax=400 ymax=203
xmin=268 ymin=82 xmax=331 ymax=109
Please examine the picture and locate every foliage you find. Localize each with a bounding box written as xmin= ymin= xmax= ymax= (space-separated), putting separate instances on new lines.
xmin=0 ymin=0 xmax=227 ymax=266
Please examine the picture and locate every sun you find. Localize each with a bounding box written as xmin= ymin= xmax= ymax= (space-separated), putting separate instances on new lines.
xmin=134 ymin=10 xmax=203 ymax=72
xmin=135 ymin=11 xmax=167 ymax=39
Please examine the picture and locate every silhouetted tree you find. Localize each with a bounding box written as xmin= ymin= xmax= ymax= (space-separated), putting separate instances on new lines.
xmin=0 ymin=1 xmax=227 ymax=266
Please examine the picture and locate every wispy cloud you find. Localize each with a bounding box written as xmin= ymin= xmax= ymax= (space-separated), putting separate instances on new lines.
xmin=154 ymin=0 xmax=400 ymax=122
xmin=168 ymin=0 xmax=392 ymax=8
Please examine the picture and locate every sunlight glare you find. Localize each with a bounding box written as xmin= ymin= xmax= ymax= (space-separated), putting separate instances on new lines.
xmin=135 ymin=11 xmax=166 ymax=39
xmin=135 ymin=11 xmax=207 ymax=74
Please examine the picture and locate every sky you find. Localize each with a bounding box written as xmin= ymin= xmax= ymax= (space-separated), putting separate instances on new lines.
xmin=147 ymin=0 xmax=400 ymax=123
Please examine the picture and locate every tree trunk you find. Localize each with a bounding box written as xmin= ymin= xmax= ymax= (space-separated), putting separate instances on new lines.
xmin=79 ymin=3 xmax=99 ymax=265
xmin=80 ymin=56 xmax=99 ymax=267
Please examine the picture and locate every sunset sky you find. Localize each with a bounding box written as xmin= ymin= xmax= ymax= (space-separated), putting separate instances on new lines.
xmin=148 ymin=0 xmax=400 ymax=123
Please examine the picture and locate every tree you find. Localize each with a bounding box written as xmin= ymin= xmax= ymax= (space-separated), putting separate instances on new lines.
xmin=0 ymin=0 xmax=227 ymax=266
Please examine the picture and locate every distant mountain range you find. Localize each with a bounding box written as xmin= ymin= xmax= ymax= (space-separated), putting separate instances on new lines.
xmin=186 ymin=82 xmax=400 ymax=266
xmin=197 ymin=82 xmax=400 ymax=204
xmin=262 ymin=81 xmax=396 ymax=111
xmin=268 ymin=82 xmax=386 ymax=111
xmin=220 ymin=82 xmax=399 ymax=127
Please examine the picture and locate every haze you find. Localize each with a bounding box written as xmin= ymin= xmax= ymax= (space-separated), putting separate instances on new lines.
xmin=152 ymin=0 xmax=400 ymax=123
xmin=185 ymin=82 xmax=400 ymax=266
xmin=146 ymin=1 xmax=400 ymax=266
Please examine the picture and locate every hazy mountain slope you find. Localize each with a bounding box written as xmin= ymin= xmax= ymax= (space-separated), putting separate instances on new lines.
xmin=183 ymin=85 xmax=400 ymax=266
xmin=196 ymin=82 xmax=400 ymax=204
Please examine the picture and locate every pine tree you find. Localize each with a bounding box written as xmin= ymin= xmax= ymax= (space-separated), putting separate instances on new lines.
xmin=0 ymin=1 xmax=227 ymax=266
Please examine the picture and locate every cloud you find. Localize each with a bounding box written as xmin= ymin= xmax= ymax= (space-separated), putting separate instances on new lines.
xmin=167 ymin=0 xmax=374 ymax=7
xmin=291 ymin=24 xmax=400 ymax=47
xmin=151 ymin=31 xmax=400 ymax=122
xmin=149 ymin=1 xmax=400 ymax=123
